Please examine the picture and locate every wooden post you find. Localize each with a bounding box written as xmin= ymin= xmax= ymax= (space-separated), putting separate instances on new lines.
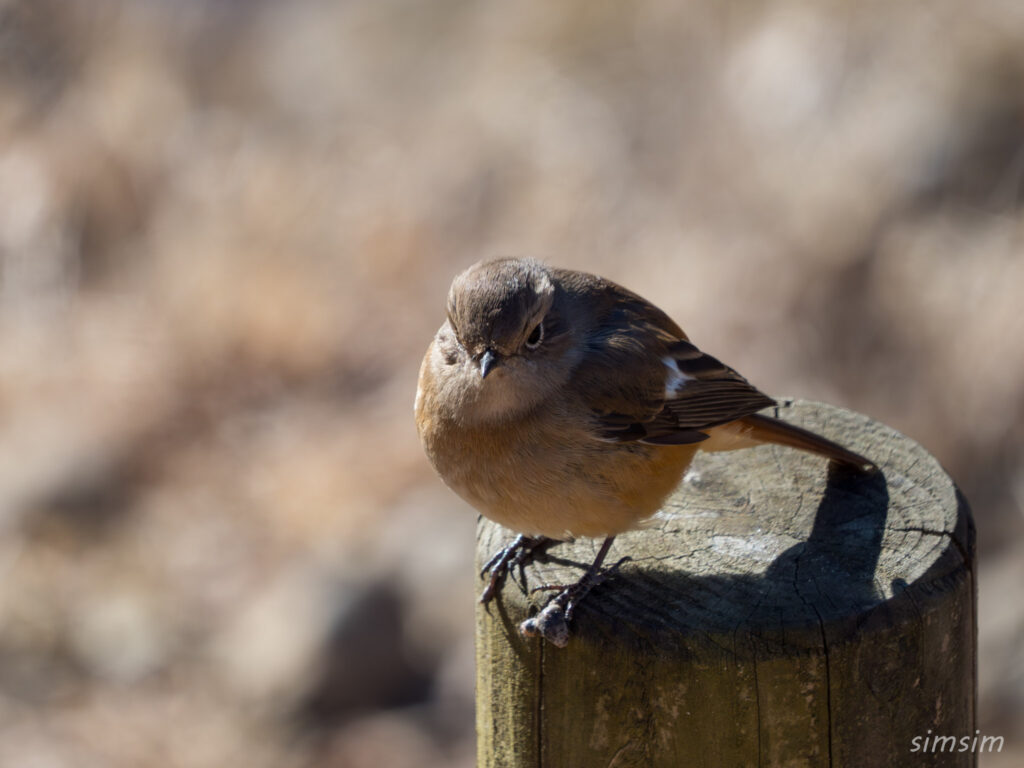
xmin=476 ymin=400 xmax=976 ymax=768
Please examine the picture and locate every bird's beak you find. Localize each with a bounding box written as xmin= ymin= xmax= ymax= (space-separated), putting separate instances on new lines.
xmin=479 ymin=348 xmax=497 ymax=379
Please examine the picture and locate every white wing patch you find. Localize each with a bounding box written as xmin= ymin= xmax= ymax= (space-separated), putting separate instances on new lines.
xmin=663 ymin=355 xmax=694 ymax=398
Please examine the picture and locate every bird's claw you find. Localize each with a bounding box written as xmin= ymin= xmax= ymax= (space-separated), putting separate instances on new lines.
xmin=519 ymin=601 xmax=570 ymax=647
xmin=479 ymin=534 xmax=550 ymax=605
xmin=521 ymin=555 xmax=632 ymax=642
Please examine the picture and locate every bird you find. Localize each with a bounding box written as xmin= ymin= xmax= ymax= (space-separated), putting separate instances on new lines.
xmin=414 ymin=257 xmax=875 ymax=644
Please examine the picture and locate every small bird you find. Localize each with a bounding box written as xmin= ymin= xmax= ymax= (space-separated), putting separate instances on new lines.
xmin=415 ymin=258 xmax=874 ymax=644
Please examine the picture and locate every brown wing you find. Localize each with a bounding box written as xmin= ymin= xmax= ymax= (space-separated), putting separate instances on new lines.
xmin=631 ymin=340 xmax=777 ymax=444
xmin=560 ymin=273 xmax=774 ymax=445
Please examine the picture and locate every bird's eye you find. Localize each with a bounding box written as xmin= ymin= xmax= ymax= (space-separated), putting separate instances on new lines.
xmin=525 ymin=321 xmax=544 ymax=349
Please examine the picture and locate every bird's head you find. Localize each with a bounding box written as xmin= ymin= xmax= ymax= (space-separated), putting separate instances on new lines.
xmin=438 ymin=258 xmax=579 ymax=421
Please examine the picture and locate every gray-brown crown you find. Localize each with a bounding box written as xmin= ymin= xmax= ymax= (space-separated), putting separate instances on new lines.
xmin=446 ymin=258 xmax=555 ymax=354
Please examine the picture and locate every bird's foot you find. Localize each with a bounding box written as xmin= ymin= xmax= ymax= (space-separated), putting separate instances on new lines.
xmin=520 ymin=554 xmax=631 ymax=647
xmin=479 ymin=534 xmax=553 ymax=605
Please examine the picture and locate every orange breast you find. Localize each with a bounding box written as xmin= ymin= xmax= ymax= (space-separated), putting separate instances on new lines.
xmin=418 ymin=388 xmax=697 ymax=538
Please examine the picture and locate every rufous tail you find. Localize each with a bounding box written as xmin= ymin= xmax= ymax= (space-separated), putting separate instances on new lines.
xmin=704 ymin=413 xmax=877 ymax=472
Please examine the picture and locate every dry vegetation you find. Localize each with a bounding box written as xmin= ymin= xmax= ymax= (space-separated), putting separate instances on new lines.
xmin=0 ymin=0 xmax=1022 ymax=766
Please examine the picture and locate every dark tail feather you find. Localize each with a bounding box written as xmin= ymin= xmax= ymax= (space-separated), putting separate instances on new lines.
xmin=739 ymin=413 xmax=878 ymax=472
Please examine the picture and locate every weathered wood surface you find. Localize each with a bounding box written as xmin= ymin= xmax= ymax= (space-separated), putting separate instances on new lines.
xmin=476 ymin=400 xmax=975 ymax=768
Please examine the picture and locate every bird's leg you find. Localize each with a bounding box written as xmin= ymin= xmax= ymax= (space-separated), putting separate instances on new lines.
xmin=529 ymin=536 xmax=623 ymax=620
xmin=479 ymin=534 xmax=554 ymax=604
xmin=521 ymin=536 xmax=630 ymax=646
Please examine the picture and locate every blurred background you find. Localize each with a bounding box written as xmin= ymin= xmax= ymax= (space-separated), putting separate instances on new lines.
xmin=0 ymin=0 xmax=1022 ymax=765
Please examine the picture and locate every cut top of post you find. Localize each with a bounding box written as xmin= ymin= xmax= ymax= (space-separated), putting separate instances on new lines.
xmin=477 ymin=399 xmax=972 ymax=656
